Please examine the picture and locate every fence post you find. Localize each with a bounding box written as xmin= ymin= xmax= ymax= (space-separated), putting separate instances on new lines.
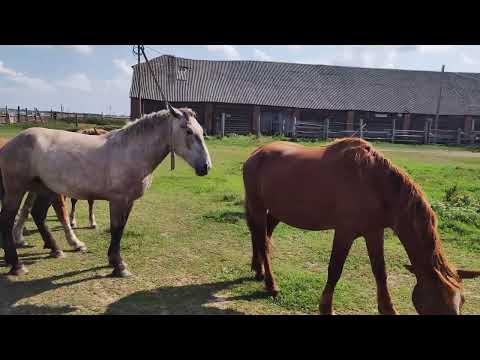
xmin=75 ymin=113 xmax=78 ymax=128
xmin=221 ymin=112 xmax=225 ymax=138
xmin=457 ymin=128 xmax=462 ymax=145
xmin=391 ymin=118 xmax=396 ymax=143
xmin=292 ymin=114 xmax=297 ymax=138
xmin=423 ymin=120 xmax=428 ymax=144
xmin=359 ymin=118 xmax=364 ymax=139
xmin=324 ymin=118 xmax=329 ymax=140
xmin=5 ymin=105 xmax=8 ymax=124
xmin=17 ymin=106 xmax=20 ymax=123
xmin=471 ymin=118 xmax=476 ymax=144
xmin=25 ymin=107 xmax=28 ymax=122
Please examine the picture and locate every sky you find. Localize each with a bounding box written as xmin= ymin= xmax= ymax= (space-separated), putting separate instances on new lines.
xmin=1 ymin=45 xmax=480 ymax=115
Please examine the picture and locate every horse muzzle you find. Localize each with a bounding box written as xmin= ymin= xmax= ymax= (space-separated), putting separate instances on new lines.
xmin=195 ymin=163 xmax=210 ymax=177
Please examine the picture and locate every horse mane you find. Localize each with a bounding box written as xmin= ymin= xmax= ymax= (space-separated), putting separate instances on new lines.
xmin=110 ymin=108 xmax=196 ymax=143
xmin=327 ymin=138 xmax=461 ymax=291
xmin=78 ymin=128 xmax=109 ymax=135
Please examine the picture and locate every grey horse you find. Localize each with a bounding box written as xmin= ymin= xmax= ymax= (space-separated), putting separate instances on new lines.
xmin=0 ymin=106 xmax=212 ymax=277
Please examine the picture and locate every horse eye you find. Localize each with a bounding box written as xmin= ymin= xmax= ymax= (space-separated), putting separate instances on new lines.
xmin=186 ymin=128 xmax=193 ymax=135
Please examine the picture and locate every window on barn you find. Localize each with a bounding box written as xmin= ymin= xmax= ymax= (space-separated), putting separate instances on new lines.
xmin=177 ymin=66 xmax=189 ymax=81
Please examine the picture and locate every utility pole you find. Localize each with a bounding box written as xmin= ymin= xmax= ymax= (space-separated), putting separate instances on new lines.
xmin=433 ymin=65 xmax=445 ymax=143
xmin=137 ymin=45 xmax=143 ymax=117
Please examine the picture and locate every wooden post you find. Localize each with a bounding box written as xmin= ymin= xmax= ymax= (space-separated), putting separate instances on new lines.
xmin=5 ymin=105 xmax=8 ymax=124
xmin=433 ymin=65 xmax=445 ymax=144
xmin=60 ymin=104 xmax=63 ymax=121
xmin=75 ymin=113 xmax=78 ymax=128
xmin=253 ymin=106 xmax=261 ymax=137
xmin=457 ymin=128 xmax=462 ymax=145
xmin=17 ymin=106 xmax=20 ymax=123
xmin=359 ymin=118 xmax=364 ymax=139
xmin=346 ymin=110 xmax=354 ymax=131
xmin=25 ymin=108 xmax=28 ymax=122
xmin=472 ymin=118 xmax=476 ymax=144
xmin=50 ymin=108 xmax=53 ymax=123
xmin=391 ymin=117 xmax=396 ymax=143
xmin=292 ymin=113 xmax=297 ymax=138
xmin=324 ymin=118 xmax=330 ymax=140
xmin=221 ymin=112 xmax=225 ymax=138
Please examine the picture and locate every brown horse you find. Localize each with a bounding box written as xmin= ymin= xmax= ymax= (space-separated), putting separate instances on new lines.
xmin=69 ymin=128 xmax=109 ymax=229
xmin=243 ymin=138 xmax=480 ymax=315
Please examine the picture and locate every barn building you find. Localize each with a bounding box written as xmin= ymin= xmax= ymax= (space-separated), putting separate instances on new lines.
xmin=130 ymin=55 xmax=480 ymax=143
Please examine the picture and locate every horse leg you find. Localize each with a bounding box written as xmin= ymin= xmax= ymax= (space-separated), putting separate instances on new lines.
xmin=69 ymin=198 xmax=77 ymax=228
xmin=1 ymin=191 xmax=28 ymax=275
xmin=12 ymin=192 xmax=37 ymax=247
xmin=108 ymin=200 xmax=134 ymax=277
xmin=31 ymin=194 xmax=65 ymax=258
xmin=319 ymin=230 xmax=356 ymax=315
xmin=246 ymin=204 xmax=265 ymax=281
xmin=365 ymin=229 xmax=398 ymax=315
xmin=248 ymin=205 xmax=279 ymax=296
xmin=88 ymin=199 xmax=96 ymax=229
xmin=51 ymin=194 xmax=87 ymax=252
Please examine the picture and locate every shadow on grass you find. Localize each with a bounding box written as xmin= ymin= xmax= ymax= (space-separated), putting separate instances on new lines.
xmin=0 ymin=266 xmax=107 ymax=315
xmin=105 ymin=277 xmax=252 ymax=315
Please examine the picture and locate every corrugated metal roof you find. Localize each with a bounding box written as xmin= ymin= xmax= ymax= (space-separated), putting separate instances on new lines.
xmin=130 ymin=55 xmax=480 ymax=116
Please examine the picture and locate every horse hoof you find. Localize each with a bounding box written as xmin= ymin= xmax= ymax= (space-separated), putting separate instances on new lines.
xmin=267 ymin=287 xmax=280 ymax=298
xmin=15 ymin=241 xmax=30 ymax=249
xmin=74 ymin=245 xmax=88 ymax=252
xmin=254 ymin=272 xmax=265 ymax=281
xmin=8 ymin=264 xmax=28 ymax=276
xmin=50 ymin=250 xmax=66 ymax=258
xmin=90 ymin=224 xmax=97 ymax=229
xmin=110 ymin=268 xmax=132 ymax=278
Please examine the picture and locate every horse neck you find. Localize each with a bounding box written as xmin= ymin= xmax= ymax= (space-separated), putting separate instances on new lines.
xmin=111 ymin=115 xmax=172 ymax=176
xmin=395 ymin=209 xmax=439 ymax=272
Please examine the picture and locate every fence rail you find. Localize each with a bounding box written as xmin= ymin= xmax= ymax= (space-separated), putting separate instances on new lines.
xmin=294 ymin=118 xmax=480 ymax=146
xmin=0 ymin=106 xmax=129 ymax=125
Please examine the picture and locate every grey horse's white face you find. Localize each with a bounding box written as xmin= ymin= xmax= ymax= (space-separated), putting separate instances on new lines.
xmin=170 ymin=107 xmax=212 ymax=176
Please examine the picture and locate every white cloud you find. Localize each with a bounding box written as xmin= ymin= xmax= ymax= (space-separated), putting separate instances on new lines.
xmin=0 ymin=60 xmax=54 ymax=92
xmin=253 ymin=49 xmax=272 ymax=61
xmin=113 ymin=58 xmax=133 ymax=76
xmin=206 ymin=45 xmax=240 ymax=60
xmin=10 ymin=75 xmax=55 ymax=92
xmin=57 ymin=73 xmax=92 ymax=92
xmin=461 ymin=52 xmax=478 ymax=65
xmin=63 ymin=45 xmax=94 ymax=55
xmin=0 ymin=61 xmax=18 ymax=77
xmin=417 ymin=45 xmax=453 ymax=53
xmin=286 ymin=45 xmax=304 ymax=50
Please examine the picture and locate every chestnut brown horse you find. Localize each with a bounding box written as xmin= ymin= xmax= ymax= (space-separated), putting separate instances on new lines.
xmin=243 ymin=138 xmax=480 ymax=315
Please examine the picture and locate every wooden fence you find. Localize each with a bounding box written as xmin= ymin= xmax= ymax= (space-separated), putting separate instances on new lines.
xmin=295 ymin=118 xmax=480 ymax=146
xmin=0 ymin=106 xmax=129 ymax=125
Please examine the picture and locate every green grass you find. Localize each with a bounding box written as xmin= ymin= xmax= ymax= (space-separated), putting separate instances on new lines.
xmin=0 ymin=126 xmax=479 ymax=315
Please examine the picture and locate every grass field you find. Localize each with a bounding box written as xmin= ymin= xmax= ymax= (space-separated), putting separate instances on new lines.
xmin=0 ymin=125 xmax=479 ymax=315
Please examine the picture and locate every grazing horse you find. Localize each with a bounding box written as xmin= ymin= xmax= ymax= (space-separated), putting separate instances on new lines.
xmin=243 ymin=138 xmax=480 ymax=315
xmin=0 ymin=106 xmax=211 ymax=277
xmin=69 ymin=127 xmax=109 ymax=229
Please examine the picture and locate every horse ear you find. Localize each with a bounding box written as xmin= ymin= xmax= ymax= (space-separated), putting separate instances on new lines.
xmin=168 ymin=104 xmax=183 ymax=119
xmin=457 ymin=269 xmax=480 ymax=279
xmin=404 ymin=264 xmax=416 ymax=274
